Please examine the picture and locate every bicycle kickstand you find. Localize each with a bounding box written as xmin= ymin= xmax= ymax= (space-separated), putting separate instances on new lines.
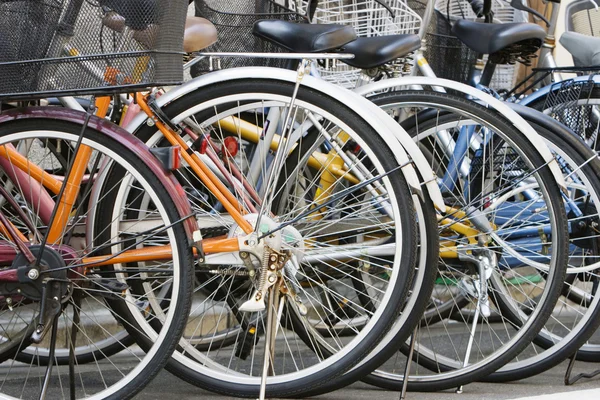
xmin=39 ymin=313 xmax=61 ymax=400
xmin=258 ymin=280 xmax=283 ymax=400
xmin=564 ymin=353 xmax=600 ymax=386
xmin=399 ymin=327 xmax=418 ymax=400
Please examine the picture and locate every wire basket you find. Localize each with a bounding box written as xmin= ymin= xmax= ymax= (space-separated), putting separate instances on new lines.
xmin=302 ymin=0 xmax=422 ymax=36
xmin=542 ymin=78 xmax=599 ymax=143
xmin=424 ymin=11 xmax=477 ymax=85
xmin=191 ymin=0 xmax=307 ymax=76
xmin=571 ymin=8 xmax=600 ymax=36
xmin=426 ymin=0 xmax=529 ymax=90
xmin=0 ymin=0 xmax=188 ymax=100
xmin=297 ymin=0 xmax=423 ymax=89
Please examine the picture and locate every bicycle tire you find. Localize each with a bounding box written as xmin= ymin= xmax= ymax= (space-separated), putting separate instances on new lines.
xmin=0 ymin=115 xmax=193 ymax=400
xmin=128 ymin=79 xmax=420 ymax=398
xmin=358 ymin=90 xmax=569 ymax=391
xmin=484 ymin=108 xmax=600 ymax=381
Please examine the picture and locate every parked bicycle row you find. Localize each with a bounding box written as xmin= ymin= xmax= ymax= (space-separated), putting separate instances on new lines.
xmin=0 ymin=0 xmax=598 ymax=399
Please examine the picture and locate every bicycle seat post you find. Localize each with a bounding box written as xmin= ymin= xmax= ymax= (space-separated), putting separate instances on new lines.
xmin=479 ymin=61 xmax=497 ymax=88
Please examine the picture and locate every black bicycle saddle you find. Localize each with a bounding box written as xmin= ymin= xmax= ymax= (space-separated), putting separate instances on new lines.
xmin=253 ymin=20 xmax=357 ymax=53
xmin=452 ymin=20 xmax=545 ymax=63
xmin=341 ymin=35 xmax=421 ymax=69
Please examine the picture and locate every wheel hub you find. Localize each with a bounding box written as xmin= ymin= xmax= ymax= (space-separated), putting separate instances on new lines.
xmin=7 ymin=245 xmax=69 ymax=301
xmin=227 ymin=214 xmax=306 ymax=313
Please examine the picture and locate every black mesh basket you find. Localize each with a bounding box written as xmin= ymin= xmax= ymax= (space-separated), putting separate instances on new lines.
xmin=423 ymin=10 xmax=477 ymax=84
xmin=0 ymin=0 xmax=188 ymax=100
xmin=192 ymin=0 xmax=307 ymax=76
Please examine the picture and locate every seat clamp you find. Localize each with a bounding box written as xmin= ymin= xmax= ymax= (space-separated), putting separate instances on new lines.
xmin=543 ymin=36 xmax=556 ymax=49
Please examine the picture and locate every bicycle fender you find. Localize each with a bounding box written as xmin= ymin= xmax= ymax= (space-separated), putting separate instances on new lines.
xmin=0 ymin=107 xmax=196 ymax=239
xmin=124 ymin=67 xmax=446 ymax=210
xmin=353 ymin=77 xmax=568 ymax=191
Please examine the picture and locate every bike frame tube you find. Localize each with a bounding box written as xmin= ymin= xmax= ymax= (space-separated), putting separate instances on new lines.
xmin=135 ymin=92 xmax=254 ymax=235
xmin=81 ymin=236 xmax=239 ymax=268
xmin=0 ymin=146 xmax=55 ymax=224
xmin=440 ymin=124 xmax=476 ymax=192
xmin=0 ymin=107 xmax=215 ymax=267
xmin=123 ymin=67 xmax=444 ymax=210
xmin=536 ymin=1 xmax=561 ymax=85
xmin=0 ymin=146 xmax=63 ymax=194
xmin=438 ymin=216 xmax=480 ymax=242
xmin=46 ymin=97 xmax=111 ymax=243
xmin=0 ymin=219 xmax=28 ymax=243
xmin=46 ymin=144 xmax=93 ymax=243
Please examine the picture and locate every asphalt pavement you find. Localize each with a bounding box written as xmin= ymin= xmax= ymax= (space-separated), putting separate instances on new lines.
xmin=137 ymin=358 xmax=600 ymax=400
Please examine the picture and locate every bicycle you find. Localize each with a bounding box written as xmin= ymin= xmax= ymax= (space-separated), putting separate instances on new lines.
xmin=243 ymin=0 xmax=600 ymax=392
xmin=0 ymin=1 xmax=442 ymax=398
xmin=301 ymin=0 xmax=600 ymax=389
xmin=142 ymin=0 xmax=574 ymax=393
xmin=419 ymin=0 xmax=600 ymax=383
xmin=0 ymin=1 xmax=197 ymax=399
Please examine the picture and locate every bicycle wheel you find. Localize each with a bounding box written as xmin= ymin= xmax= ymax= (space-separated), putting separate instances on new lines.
xmin=483 ymin=110 xmax=600 ymax=381
xmin=516 ymin=82 xmax=600 ymax=363
xmin=359 ymin=90 xmax=569 ymax=391
xmin=127 ymin=79 xmax=420 ymax=397
xmin=9 ymin=133 xmax=136 ymax=366
xmin=0 ymin=113 xmax=193 ymax=400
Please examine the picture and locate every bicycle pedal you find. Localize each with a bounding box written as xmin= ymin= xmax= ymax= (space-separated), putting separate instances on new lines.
xmin=89 ymin=278 xmax=129 ymax=299
xmin=234 ymin=324 xmax=260 ymax=360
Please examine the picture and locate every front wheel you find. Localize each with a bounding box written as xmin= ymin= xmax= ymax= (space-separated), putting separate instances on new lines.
xmin=131 ymin=79 xmax=420 ymax=397
xmin=361 ymin=90 xmax=569 ymax=391
xmin=0 ymin=115 xmax=193 ymax=400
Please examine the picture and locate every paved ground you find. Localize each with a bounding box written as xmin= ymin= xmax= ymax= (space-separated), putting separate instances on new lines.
xmin=137 ymin=358 xmax=600 ymax=399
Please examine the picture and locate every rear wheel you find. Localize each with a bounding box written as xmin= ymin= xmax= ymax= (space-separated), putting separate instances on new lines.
xmin=486 ymin=115 xmax=600 ymax=381
xmin=0 ymin=116 xmax=193 ymax=400
xmin=129 ymin=79 xmax=420 ymax=397
xmin=360 ymin=91 xmax=569 ymax=391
